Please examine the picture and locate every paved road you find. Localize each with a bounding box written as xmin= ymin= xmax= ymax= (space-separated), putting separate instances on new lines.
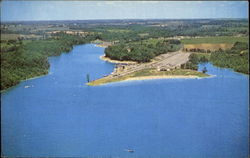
xmin=155 ymin=51 xmax=191 ymax=68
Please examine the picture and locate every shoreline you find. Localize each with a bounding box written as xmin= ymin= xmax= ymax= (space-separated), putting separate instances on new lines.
xmin=124 ymin=75 xmax=200 ymax=81
xmin=100 ymin=55 xmax=137 ymax=64
xmin=87 ymin=68 xmax=211 ymax=86
xmin=124 ymin=74 xmax=215 ymax=82
xmin=94 ymin=42 xmax=113 ymax=48
xmin=0 ymin=73 xmax=49 ymax=93
xmin=87 ymin=74 xmax=212 ymax=86
xmin=95 ymin=44 xmax=108 ymax=48
xmin=103 ymin=75 xmax=214 ymax=85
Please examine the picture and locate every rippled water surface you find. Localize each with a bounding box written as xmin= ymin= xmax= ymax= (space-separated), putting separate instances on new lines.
xmin=2 ymin=44 xmax=249 ymax=158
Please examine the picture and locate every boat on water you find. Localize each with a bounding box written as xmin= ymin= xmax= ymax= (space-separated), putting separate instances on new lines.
xmin=24 ymin=85 xmax=34 ymax=88
xmin=124 ymin=149 xmax=134 ymax=153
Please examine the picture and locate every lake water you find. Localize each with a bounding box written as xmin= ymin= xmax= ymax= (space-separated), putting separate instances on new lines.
xmin=1 ymin=44 xmax=249 ymax=158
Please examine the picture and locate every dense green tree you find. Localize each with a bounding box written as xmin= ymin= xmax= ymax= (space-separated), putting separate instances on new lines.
xmin=210 ymin=42 xmax=249 ymax=74
xmin=105 ymin=40 xmax=181 ymax=62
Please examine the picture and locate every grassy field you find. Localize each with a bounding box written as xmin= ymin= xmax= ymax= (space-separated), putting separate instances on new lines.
xmin=87 ymin=68 xmax=209 ymax=86
xmin=184 ymin=43 xmax=233 ymax=51
xmin=181 ymin=36 xmax=248 ymax=44
xmin=132 ymin=68 xmax=208 ymax=77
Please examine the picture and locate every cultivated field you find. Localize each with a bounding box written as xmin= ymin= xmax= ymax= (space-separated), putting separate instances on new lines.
xmin=184 ymin=43 xmax=233 ymax=51
xmin=181 ymin=36 xmax=248 ymax=51
xmin=1 ymin=33 xmax=42 ymax=40
xmin=181 ymin=36 xmax=248 ymax=44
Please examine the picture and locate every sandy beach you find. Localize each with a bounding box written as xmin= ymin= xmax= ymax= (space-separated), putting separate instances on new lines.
xmin=95 ymin=44 xmax=108 ymax=48
xmin=100 ymin=55 xmax=137 ymax=64
xmin=95 ymin=42 xmax=113 ymax=48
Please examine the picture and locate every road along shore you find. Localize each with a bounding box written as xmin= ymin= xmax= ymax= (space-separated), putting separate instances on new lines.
xmin=88 ymin=51 xmax=209 ymax=86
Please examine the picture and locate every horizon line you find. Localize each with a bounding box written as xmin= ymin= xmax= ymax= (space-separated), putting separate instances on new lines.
xmin=1 ymin=17 xmax=249 ymax=23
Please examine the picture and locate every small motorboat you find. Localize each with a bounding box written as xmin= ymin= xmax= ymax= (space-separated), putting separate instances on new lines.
xmin=24 ymin=85 xmax=34 ymax=88
xmin=124 ymin=149 xmax=134 ymax=153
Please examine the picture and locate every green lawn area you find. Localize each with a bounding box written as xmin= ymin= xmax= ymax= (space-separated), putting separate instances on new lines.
xmin=88 ymin=68 xmax=209 ymax=86
xmin=181 ymin=36 xmax=248 ymax=44
xmin=132 ymin=68 xmax=209 ymax=77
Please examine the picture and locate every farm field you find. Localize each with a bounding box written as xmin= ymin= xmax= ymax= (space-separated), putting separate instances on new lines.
xmin=184 ymin=43 xmax=233 ymax=51
xmin=181 ymin=36 xmax=248 ymax=44
xmin=1 ymin=33 xmax=42 ymax=40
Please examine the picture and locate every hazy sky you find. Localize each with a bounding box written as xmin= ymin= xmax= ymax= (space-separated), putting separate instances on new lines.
xmin=1 ymin=1 xmax=249 ymax=21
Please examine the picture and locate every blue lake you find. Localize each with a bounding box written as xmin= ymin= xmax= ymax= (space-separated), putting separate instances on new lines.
xmin=1 ymin=44 xmax=249 ymax=158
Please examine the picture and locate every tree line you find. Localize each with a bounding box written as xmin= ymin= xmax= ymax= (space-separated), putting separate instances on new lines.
xmin=210 ymin=42 xmax=249 ymax=74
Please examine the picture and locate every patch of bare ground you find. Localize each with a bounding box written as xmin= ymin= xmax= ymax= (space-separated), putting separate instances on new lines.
xmin=184 ymin=43 xmax=233 ymax=51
